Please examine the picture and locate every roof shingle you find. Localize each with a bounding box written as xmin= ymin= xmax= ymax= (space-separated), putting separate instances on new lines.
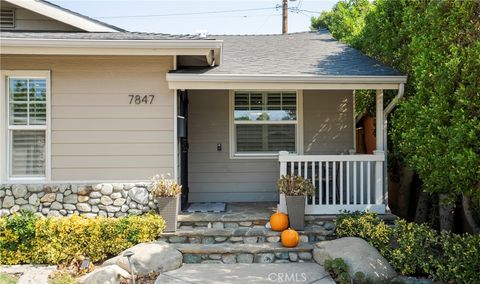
xmin=178 ymin=31 xmax=402 ymax=76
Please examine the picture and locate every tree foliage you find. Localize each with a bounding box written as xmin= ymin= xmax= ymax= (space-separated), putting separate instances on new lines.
xmin=311 ymin=0 xmax=480 ymax=201
xmin=310 ymin=0 xmax=373 ymax=45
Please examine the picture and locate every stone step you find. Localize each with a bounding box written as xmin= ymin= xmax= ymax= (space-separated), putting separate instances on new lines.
xmin=178 ymin=215 xmax=268 ymax=229
xmin=158 ymin=226 xmax=334 ymax=244
xmin=178 ymin=214 xmax=338 ymax=229
xmin=173 ymin=243 xmax=315 ymax=264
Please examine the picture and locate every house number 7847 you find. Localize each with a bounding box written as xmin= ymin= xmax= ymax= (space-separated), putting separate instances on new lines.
xmin=129 ymin=94 xmax=155 ymax=104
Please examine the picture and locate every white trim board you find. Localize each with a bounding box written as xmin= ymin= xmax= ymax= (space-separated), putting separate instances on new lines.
xmin=167 ymin=76 xmax=402 ymax=90
xmin=167 ymin=74 xmax=407 ymax=84
xmin=4 ymin=0 xmax=120 ymax=32
xmin=0 ymin=38 xmax=223 ymax=60
xmin=167 ymin=74 xmax=406 ymax=90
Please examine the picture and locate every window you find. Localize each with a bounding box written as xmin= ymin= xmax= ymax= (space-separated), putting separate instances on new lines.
xmin=5 ymin=74 xmax=49 ymax=178
xmin=0 ymin=9 xmax=15 ymax=29
xmin=231 ymin=91 xmax=299 ymax=157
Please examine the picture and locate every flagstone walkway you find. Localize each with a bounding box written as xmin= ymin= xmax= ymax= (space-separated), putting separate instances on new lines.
xmin=156 ymin=263 xmax=335 ymax=284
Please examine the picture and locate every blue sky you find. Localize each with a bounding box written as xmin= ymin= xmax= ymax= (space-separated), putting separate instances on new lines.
xmin=52 ymin=0 xmax=336 ymax=35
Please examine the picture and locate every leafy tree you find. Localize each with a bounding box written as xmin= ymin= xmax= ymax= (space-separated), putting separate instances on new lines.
xmin=311 ymin=0 xmax=480 ymax=228
xmin=310 ymin=0 xmax=373 ymax=46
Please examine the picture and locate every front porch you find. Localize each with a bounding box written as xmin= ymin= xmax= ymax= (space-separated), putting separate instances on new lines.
xmin=179 ymin=87 xmax=393 ymax=215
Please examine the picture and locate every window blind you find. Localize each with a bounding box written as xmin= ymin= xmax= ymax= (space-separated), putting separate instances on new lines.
xmin=236 ymin=124 xmax=296 ymax=152
xmin=10 ymin=130 xmax=46 ymax=176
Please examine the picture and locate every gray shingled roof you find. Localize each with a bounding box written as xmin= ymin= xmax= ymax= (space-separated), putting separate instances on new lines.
xmin=1 ymin=30 xmax=402 ymax=76
xmin=176 ymin=30 xmax=402 ymax=76
xmin=0 ymin=31 xmax=208 ymax=40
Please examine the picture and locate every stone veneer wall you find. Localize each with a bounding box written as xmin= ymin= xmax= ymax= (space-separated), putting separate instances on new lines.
xmin=0 ymin=183 xmax=158 ymax=217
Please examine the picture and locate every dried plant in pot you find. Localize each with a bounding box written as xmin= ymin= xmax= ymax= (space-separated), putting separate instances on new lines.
xmin=150 ymin=174 xmax=182 ymax=232
xmin=278 ymin=175 xmax=314 ymax=230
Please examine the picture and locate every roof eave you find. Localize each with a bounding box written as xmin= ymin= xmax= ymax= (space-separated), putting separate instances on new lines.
xmin=166 ymin=73 xmax=407 ymax=90
xmin=0 ymin=38 xmax=223 ymax=58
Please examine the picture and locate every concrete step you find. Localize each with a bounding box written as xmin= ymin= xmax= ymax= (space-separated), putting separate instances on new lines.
xmin=172 ymin=243 xmax=315 ymax=264
xmin=158 ymin=226 xmax=335 ymax=244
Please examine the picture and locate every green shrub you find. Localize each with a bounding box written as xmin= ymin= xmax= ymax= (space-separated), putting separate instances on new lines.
xmin=48 ymin=272 xmax=77 ymax=284
xmin=324 ymin=257 xmax=370 ymax=284
xmin=0 ymin=273 xmax=18 ymax=284
xmin=335 ymin=212 xmax=480 ymax=283
xmin=0 ymin=212 xmax=165 ymax=265
xmin=433 ymin=232 xmax=480 ymax=284
xmin=387 ymin=220 xmax=438 ymax=276
xmin=324 ymin=258 xmax=352 ymax=284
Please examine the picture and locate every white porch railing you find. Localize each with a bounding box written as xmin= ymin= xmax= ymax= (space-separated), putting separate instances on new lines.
xmin=278 ymin=151 xmax=386 ymax=214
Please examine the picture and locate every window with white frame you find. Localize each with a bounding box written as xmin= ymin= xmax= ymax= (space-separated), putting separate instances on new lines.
xmin=7 ymin=76 xmax=48 ymax=178
xmin=232 ymin=91 xmax=297 ymax=156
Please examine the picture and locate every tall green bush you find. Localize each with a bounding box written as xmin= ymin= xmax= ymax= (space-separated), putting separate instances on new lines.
xmin=311 ymin=0 xmax=480 ymax=203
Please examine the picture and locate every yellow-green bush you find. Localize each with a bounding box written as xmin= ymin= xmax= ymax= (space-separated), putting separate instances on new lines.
xmin=336 ymin=212 xmax=480 ymax=284
xmin=0 ymin=211 xmax=165 ymax=265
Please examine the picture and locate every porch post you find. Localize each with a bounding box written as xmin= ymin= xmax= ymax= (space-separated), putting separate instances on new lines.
xmin=375 ymin=90 xmax=384 ymax=151
xmin=374 ymin=90 xmax=384 ymax=205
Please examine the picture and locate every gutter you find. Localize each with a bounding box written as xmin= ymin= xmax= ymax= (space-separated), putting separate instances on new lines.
xmin=383 ymin=83 xmax=405 ymax=211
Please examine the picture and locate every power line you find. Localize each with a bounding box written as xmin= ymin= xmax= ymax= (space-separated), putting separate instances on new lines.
xmin=96 ymin=7 xmax=278 ymax=19
xmin=296 ymin=0 xmax=304 ymax=10
xmin=297 ymin=9 xmax=322 ymax=14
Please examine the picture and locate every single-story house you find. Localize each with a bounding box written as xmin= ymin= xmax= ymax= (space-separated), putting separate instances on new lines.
xmin=0 ymin=0 xmax=406 ymax=215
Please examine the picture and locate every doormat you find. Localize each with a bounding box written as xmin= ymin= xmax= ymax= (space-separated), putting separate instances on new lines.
xmin=186 ymin=202 xmax=226 ymax=213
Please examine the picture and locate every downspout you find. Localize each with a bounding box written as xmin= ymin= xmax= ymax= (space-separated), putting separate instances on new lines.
xmin=383 ymin=83 xmax=405 ymax=212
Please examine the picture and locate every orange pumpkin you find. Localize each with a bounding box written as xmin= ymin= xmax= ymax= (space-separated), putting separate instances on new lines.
xmin=281 ymin=228 xmax=300 ymax=248
xmin=270 ymin=212 xmax=289 ymax=231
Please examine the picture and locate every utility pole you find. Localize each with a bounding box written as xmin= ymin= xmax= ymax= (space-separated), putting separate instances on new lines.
xmin=282 ymin=0 xmax=288 ymax=34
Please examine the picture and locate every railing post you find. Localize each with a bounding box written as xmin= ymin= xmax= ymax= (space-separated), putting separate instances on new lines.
xmin=279 ymin=151 xmax=288 ymax=177
xmin=278 ymin=151 xmax=289 ymax=213
xmin=373 ymin=151 xmax=384 ymax=205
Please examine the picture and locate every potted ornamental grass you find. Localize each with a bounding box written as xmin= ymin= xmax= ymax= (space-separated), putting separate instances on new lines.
xmin=151 ymin=174 xmax=182 ymax=232
xmin=277 ymin=175 xmax=314 ymax=230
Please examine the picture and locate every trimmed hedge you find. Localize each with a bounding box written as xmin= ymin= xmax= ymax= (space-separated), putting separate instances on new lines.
xmin=0 ymin=211 xmax=165 ymax=265
xmin=336 ymin=213 xmax=480 ymax=284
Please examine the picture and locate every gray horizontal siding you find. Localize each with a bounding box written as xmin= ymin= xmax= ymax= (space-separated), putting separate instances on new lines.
xmin=303 ymin=90 xmax=355 ymax=154
xmin=188 ymin=90 xmax=278 ymax=202
xmin=2 ymin=55 xmax=175 ymax=181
